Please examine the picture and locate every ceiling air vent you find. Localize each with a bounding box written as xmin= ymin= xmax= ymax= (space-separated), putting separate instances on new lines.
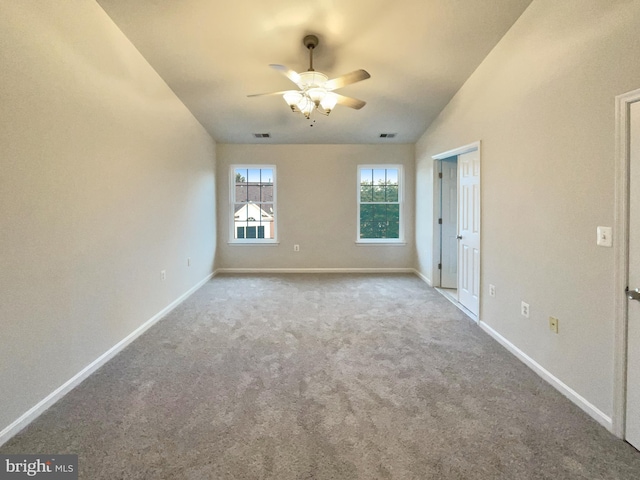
xmin=379 ymin=133 xmax=396 ymax=138
xmin=253 ymin=133 xmax=271 ymax=138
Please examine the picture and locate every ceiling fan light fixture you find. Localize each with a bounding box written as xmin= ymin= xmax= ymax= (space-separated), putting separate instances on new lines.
xmin=320 ymin=92 xmax=338 ymax=113
xmin=283 ymin=91 xmax=303 ymax=111
xmin=307 ymin=87 xmax=327 ymax=106
xmin=298 ymin=96 xmax=314 ymax=119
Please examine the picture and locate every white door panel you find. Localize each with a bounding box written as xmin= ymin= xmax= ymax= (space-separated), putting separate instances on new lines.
xmin=626 ymin=100 xmax=640 ymax=450
xmin=458 ymin=150 xmax=480 ymax=317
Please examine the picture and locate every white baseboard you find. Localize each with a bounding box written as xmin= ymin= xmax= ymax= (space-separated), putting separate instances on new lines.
xmin=215 ymin=267 xmax=415 ymax=274
xmin=435 ymin=287 xmax=478 ymax=322
xmin=412 ymin=269 xmax=433 ymax=286
xmin=479 ymin=320 xmax=613 ymax=431
xmin=0 ymin=271 xmax=215 ymax=447
xmin=413 ymin=271 xmax=609 ymax=430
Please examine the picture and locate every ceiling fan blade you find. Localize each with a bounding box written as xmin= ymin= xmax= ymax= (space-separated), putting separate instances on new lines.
xmin=334 ymin=93 xmax=366 ymax=110
xmin=247 ymin=90 xmax=298 ymax=98
xmin=269 ymin=64 xmax=301 ymax=86
xmin=325 ymin=69 xmax=371 ymax=91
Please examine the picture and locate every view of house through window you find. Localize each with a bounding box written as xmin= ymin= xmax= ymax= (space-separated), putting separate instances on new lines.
xmin=231 ymin=166 xmax=275 ymax=241
xmin=358 ymin=166 xmax=402 ymax=241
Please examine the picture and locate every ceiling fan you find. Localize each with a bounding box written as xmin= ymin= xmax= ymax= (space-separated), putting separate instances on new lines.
xmin=247 ymin=35 xmax=371 ymax=119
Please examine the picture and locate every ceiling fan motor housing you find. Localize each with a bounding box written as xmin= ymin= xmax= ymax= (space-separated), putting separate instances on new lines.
xmin=303 ymin=35 xmax=319 ymax=50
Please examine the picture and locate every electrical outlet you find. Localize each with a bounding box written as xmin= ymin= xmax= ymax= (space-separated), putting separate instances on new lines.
xmin=294 ymin=244 xmax=300 ymax=252
xmin=549 ymin=316 xmax=559 ymax=334
xmin=187 ymin=257 xmax=191 ymax=267
xmin=161 ymin=270 xmax=166 ymax=281
xmin=489 ymin=284 xmax=496 ymax=297
xmin=521 ymin=301 xmax=530 ymax=318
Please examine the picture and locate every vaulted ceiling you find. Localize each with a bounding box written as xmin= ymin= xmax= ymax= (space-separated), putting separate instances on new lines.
xmin=96 ymin=0 xmax=533 ymax=144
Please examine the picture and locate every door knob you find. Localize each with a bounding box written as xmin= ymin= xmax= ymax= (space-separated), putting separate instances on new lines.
xmin=627 ymin=288 xmax=640 ymax=301
xmin=456 ymin=235 xmax=463 ymax=240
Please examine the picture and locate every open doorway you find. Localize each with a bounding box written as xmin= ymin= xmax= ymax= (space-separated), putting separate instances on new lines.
xmin=432 ymin=142 xmax=481 ymax=320
xmin=438 ymin=157 xmax=458 ymax=297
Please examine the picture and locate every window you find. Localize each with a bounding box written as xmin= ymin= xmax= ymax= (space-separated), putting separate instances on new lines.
xmin=230 ymin=166 xmax=276 ymax=243
xmin=357 ymin=165 xmax=402 ymax=242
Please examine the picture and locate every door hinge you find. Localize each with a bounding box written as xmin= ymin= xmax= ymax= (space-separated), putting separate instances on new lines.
xmin=438 ymin=218 xmax=442 ymax=224
xmin=438 ymin=172 xmax=443 ymax=179
xmin=438 ymin=263 xmax=442 ymax=270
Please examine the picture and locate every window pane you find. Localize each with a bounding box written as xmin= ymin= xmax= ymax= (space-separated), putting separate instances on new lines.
xmin=247 ymin=169 xmax=261 ymax=183
xmin=386 ymin=169 xmax=399 ymax=185
xmin=236 ymin=226 xmax=245 ymax=239
xmin=372 ymin=183 xmax=386 ymax=202
xmin=258 ymin=204 xmax=273 ymax=219
xmin=235 ymin=184 xmax=246 ymax=203
xmin=258 ymin=226 xmax=265 ymax=239
xmin=261 ymin=169 xmax=273 ymax=184
xmin=260 ymin=184 xmax=273 ymax=202
xmin=360 ymin=184 xmax=373 ymax=202
xmin=256 ymin=203 xmax=273 ymax=239
xmin=234 ymin=168 xmax=248 ymax=184
xmin=246 ymin=226 xmax=257 ymax=238
xmin=247 ymin=185 xmax=260 ymax=202
xmin=386 ymin=204 xmax=400 ymax=238
xmin=386 ymin=185 xmax=399 ymax=202
xmin=373 ymin=204 xmax=388 ymax=238
xmin=373 ymin=169 xmax=386 ymax=185
xmin=360 ymin=169 xmax=373 ymax=185
xmin=360 ymin=204 xmax=373 ymax=238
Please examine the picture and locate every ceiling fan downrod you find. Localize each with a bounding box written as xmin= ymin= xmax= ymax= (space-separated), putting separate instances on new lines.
xmin=303 ymin=35 xmax=319 ymax=72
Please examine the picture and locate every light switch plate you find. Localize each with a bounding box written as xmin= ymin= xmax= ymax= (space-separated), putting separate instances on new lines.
xmin=597 ymin=226 xmax=612 ymax=247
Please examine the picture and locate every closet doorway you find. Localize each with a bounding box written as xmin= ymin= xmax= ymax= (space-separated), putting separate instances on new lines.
xmin=433 ymin=142 xmax=481 ymax=320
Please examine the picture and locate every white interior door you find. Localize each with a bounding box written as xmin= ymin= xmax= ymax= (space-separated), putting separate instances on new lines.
xmin=440 ymin=158 xmax=458 ymax=288
xmin=457 ymin=149 xmax=480 ymax=317
xmin=626 ymin=100 xmax=640 ymax=450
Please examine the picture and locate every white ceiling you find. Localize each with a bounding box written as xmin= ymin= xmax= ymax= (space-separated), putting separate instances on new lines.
xmin=96 ymin=0 xmax=532 ymax=144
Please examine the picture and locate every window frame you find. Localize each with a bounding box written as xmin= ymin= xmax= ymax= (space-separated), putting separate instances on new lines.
xmin=356 ymin=164 xmax=404 ymax=244
xmin=229 ymin=164 xmax=278 ymax=245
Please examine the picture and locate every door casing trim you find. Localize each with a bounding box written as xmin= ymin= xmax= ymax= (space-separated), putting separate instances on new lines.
xmin=432 ymin=141 xmax=481 ymax=160
xmin=432 ymin=141 xmax=481 ymax=321
xmin=613 ymin=88 xmax=640 ymax=438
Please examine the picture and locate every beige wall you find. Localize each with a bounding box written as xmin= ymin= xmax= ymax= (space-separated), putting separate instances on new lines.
xmin=217 ymin=144 xmax=415 ymax=270
xmin=0 ymin=1 xmax=216 ymax=435
xmin=415 ymin=0 xmax=640 ymax=419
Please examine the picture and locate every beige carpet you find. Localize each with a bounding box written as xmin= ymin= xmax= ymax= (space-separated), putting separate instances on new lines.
xmin=2 ymin=273 xmax=640 ymax=479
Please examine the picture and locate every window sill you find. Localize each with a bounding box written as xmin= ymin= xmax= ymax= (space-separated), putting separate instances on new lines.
xmin=355 ymin=241 xmax=406 ymax=246
xmin=228 ymin=241 xmax=280 ymax=246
